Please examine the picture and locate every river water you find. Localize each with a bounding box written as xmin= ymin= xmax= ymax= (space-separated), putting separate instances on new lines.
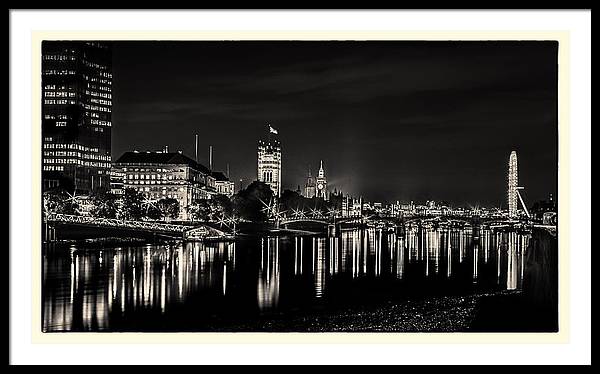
xmin=42 ymin=227 xmax=530 ymax=332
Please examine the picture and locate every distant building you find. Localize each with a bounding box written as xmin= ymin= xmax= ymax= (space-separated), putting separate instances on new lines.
xmin=342 ymin=195 xmax=362 ymax=218
xmin=304 ymin=166 xmax=316 ymax=198
xmin=109 ymin=168 xmax=124 ymax=196
xmin=42 ymin=41 xmax=113 ymax=194
xmin=390 ymin=201 xmax=402 ymax=217
xmin=112 ymin=151 xmax=216 ymax=220
xmin=531 ymin=193 xmax=558 ymax=222
xmin=257 ymin=127 xmax=282 ymax=197
xmin=372 ymin=202 xmax=385 ymax=214
xmin=212 ymin=171 xmax=235 ymax=197
xmin=315 ymin=160 xmax=328 ymax=200
xmin=329 ymin=189 xmax=343 ymax=215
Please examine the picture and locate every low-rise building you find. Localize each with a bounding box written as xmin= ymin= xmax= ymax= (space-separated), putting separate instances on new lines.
xmin=342 ymin=195 xmax=363 ymax=218
xmin=112 ymin=150 xmax=216 ymax=220
xmin=110 ymin=168 xmax=124 ymax=196
xmin=211 ymin=171 xmax=235 ymax=197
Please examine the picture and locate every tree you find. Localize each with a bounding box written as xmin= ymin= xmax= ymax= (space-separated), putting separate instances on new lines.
xmin=188 ymin=199 xmax=211 ymax=222
xmin=144 ymin=203 xmax=163 ymax=221
xmin=157 ymin=198 xmax=180 ymax=221
xmin=90 ymin=192 xmax=118 ymax=218
xmin=280 ymin=189 xmax=305 ymax=213
xmin=280 ymin=189 xmax=332 ymax=217
xmin=208 ymin=194 xmax=233 ymax=220
xmin=43 ymin=189 xmax=79 ymax=215
xmin=232 ymin=181 xmax=273 ymax=222
xmin=120 ymin=188 xmax=143 ymax=220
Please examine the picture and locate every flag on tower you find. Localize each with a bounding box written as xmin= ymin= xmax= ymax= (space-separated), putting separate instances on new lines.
xmin=268 ymin=124 xmax=278 ymax=135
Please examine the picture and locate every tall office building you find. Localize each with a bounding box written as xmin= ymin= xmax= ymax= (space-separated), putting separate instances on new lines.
xmin=42 ymin=41 xmax=112 ymax=194
xmin=257 ymin=126 xmax=282 ymax=197
xmin=507 ymin=151 xmax=519 ymax=218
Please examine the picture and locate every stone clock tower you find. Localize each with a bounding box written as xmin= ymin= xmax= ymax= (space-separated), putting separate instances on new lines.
xmin=315 ymin=160 xmax=328 ymax=201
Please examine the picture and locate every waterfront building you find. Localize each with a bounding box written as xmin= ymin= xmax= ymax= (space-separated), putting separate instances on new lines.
xmin=399 ymin=201 xmax=416 ymax=216
xmin=304 ymin=166 xmax=316 ymax=198
xmin=341 ymin=196 xmax=348 ymax=217
xmin=42 ymin=41 xmax=113 ymax=194
xmin=341 ymin=195 xmax=362 ymax=218
xmin=531 ymin=193 xmax=558 ymax=222
xmin=329 ymin=189 xmax=343 ymax=215
xmin=257 ymin=126 xmax=282 ymax=197
xmin=112 ymin=150 xmax=216 ymax=220
xmin=390 ymin=201 xmax=402 ymax=217
xmin=315 ymin=160 xmax=328 ymax=200
xmin=212 ymin=171 xmax=235 ymax=197
xmin=109 ymin=168 xmax=124 ymax=196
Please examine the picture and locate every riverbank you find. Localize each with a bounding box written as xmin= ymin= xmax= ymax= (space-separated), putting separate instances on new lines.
xmin=177 ymin=290 xmax=527 ymax=332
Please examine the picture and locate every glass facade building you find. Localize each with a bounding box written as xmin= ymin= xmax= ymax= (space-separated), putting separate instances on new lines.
xmin=42 ymin=41 xmax=112 ymax=194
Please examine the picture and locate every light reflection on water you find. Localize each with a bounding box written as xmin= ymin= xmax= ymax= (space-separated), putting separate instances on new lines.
xmin=42 ymin=227 xmax=529 ymax=332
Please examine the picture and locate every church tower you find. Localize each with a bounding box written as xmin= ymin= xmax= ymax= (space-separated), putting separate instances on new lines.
xmin=315 ymin=160 xmax=328 ymax=200
xmin=304 ymin=166 xmax=316 ymax=198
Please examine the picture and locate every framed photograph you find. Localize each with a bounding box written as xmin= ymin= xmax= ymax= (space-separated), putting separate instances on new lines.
xmin=10 ymin=10 xmax=591 ymax=366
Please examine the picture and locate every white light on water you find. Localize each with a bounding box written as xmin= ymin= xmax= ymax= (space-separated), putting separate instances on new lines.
xmin=222 ymin=262 xmax=227 ymax=296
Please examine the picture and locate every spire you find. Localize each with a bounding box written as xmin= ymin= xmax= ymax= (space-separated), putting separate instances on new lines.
xmin=308 ymin=165 xmax=312 ymax=177
xmin=318 ymin=160 xmax=325 ymax=178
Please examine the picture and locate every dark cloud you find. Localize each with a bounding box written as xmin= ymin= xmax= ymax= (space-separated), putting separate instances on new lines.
xmin=112 ymin=41 xmax=558 ymax=206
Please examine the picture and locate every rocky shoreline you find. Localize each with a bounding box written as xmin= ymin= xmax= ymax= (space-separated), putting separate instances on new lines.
xmin=192 ymin=290 xmax=523 ymax=333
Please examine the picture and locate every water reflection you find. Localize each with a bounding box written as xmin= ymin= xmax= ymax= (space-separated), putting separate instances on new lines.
xmin=314 ymin=238 xmax=326 ymax=298
xmin=257 ymin=237 xmax=280 ymax=311
xmin=43 ymin=226 xmax=530 ymax=332
xmin=43 ymin=241 xmax=237 ymax=331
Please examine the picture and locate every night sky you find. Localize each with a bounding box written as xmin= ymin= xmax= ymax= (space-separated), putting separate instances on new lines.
xmin=111 ymin=41 xmax=558 ymax=207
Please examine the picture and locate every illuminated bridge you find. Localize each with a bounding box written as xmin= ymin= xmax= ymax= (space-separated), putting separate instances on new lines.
xmin=44 ymin=213 xmax=227 ymax=241
xmin=279 ymin=217 xmax=330 ymax=226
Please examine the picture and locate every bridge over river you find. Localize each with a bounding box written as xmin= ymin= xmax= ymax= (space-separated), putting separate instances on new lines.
xmin=43 ymin=213 xmax=228 ymax=241
xmin=44 ymin=212 xmax=555 ymax=243
xmin=278 ymin=214 xmax=555 ymax=235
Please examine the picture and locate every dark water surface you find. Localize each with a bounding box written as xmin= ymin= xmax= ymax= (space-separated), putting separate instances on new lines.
xmin=42 ymin=227 xmax=530 ymax=332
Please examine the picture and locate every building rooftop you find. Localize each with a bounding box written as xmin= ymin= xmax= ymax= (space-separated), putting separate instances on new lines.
xmin=114 ymin=151 xmax=211 ymax=174
xmin=211 ymin=171 xmax=230 ymax=182
xmin=258 ymin=139 xmax=281 ymax=147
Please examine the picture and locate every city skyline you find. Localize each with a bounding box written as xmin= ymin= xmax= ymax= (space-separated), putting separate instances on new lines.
xmin=37 ymin=39 xmax=561 ymax=337
xmin=111 ymin=41 xmax=558 ymax=206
